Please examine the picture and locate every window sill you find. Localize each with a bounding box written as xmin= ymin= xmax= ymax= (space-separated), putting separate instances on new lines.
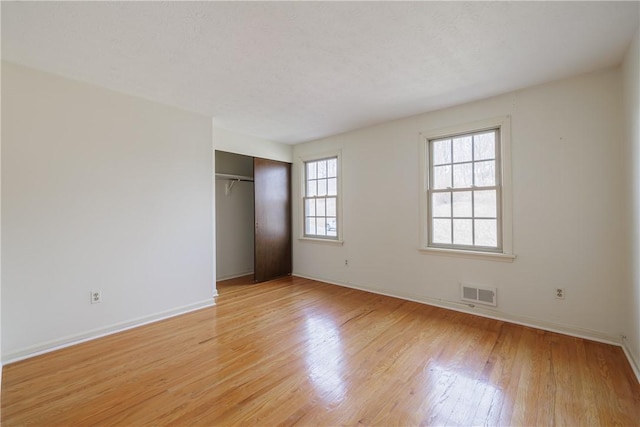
xmin=419 ymin=246 xmax=516 ymax=262
xmin=299 ymin=237 xmax=344 ymax=246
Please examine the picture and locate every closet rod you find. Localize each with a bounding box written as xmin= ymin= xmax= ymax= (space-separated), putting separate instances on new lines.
xmin=215 ymin=173 xmax=254 ymax=182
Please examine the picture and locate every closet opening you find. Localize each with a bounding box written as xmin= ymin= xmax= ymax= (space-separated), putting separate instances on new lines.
xmin=215 ymin=150 xmax=292 ymax=284
xmin=215 ymin=151 xmax=255 ymax=282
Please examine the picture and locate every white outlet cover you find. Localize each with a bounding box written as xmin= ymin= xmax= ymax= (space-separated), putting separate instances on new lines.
xmin=91 ymin=291 xmax=102 ymax=304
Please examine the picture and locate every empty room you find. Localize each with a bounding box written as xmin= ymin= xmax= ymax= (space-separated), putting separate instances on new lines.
xmin=2 ymin=1 xmax=640 ymax=425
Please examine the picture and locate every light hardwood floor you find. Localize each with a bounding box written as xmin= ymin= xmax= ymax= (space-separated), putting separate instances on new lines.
xmin=2 ymin=275 xmax=639 ymax=426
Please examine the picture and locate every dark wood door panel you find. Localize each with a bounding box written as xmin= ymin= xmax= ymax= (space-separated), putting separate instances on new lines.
xmin=254 ymin=157 xmax=292 ymax=282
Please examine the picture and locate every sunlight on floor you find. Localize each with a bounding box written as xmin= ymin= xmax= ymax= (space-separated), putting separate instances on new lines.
xmin=304 ymin=315 xmax=346 ymax=404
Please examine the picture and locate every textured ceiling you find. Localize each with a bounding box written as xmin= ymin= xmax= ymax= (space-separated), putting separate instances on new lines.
xmin=2 ymin=1 xmax=638 ymax=144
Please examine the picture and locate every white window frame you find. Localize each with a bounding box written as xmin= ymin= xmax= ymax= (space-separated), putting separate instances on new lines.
xmin=419 ymin=116 xmax=515 ymax=261
xmin=299 ymin=150 xmax=343 ymax=244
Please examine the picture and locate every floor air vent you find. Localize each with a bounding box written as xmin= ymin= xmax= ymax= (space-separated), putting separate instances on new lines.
xmin=460 ymin=283 xmax=497 ymax=306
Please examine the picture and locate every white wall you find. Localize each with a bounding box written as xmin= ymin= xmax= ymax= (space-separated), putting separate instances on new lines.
xmin=623 ymin=29 xmax=640 ymax=376
xmin=215 ymin=180 xmax=254 ymax=280
xmin=213 ymin=127 xmax=292 ymax=164
xmin=293 ymin=68 xmax=627 ymax=342
xmin=0 ymin=56 xmax=3 ymax=379
xmin=2 ymin=62 xmax=215 ymax=361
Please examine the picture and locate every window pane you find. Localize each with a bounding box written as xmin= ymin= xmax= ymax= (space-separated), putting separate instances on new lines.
xmin=453 ymin=136 xmax=472 ymax=163
xmin=307 ymin=162 xmax=317 ymax=180
xmin=453 ymin=219 xmax=472 ymax=245
xmin=305 ymin=199 xmax=316 ymax=217
xmin=316 ymin=198 xmax=326 ymax=217
xmin=432 ymin=139 xmax=451 ymax=165
xmin=327 ymin=178 xmax=337 ymax=196
xmin=326 ymin=197 xmax=336 ymax=216
xmin=316 ymin=218 xmax=327 ymax=236
xmin=327 ymin=158 xmax=337 ymax=177
xmin=475 ymin=190 xmax=496 ymax=218
xmin=307 ymin=180 xmax=317 ymax=197
xmin=432 ymin=192 xmax=451 ymax=217
xmin=474 ymin=160 xmax=495 ymax=187
xmin=475 ymin=219 xmax=497 ymax=247
xmin=317 ymin=160 xmax=327 ymax=179
xmin=452 ymin=191 xmax=472 ymax=217
xmin=317 ymin=179 xmax=327 ymax=196
xmin=326 ymin=218 xmax=337 ymax=236
xmin=453 ymin=163 xmax=472 ymax=188
xmin=433 ymin=219 xmax=452 ymax=244
xmin=305 ymin=217 xmax=316 ymax=235
xmin=433 ymin=165 xmax=451 ymax=189
xmin=474 ymin=132 xmax=495 ymax=161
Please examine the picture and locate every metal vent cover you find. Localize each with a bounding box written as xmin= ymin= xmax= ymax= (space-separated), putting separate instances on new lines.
xmin=460 ymin=283 xmax=497 ymax=306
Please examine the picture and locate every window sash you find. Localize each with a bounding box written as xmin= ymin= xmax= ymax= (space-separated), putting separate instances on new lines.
xmin=428 ymin=187 xmax=503 ymax=252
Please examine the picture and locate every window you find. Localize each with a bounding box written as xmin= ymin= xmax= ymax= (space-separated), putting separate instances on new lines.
xmin=421 ymin=117 xmax=514 ymax=259
xmin=303 ymin=155 xmax=340 ymax=240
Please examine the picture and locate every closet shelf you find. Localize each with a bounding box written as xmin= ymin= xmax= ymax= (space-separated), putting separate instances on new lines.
xmin=215 ymin=173 xmax=254 ymax=182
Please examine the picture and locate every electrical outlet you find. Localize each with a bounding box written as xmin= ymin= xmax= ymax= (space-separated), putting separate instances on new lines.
xmin=345 ymin=259 xmax=349 ymax=266
xmin=91 ymin=290 xmax=102 ymax=304
xmin=555 ymin=288 xmax=565 ymax=299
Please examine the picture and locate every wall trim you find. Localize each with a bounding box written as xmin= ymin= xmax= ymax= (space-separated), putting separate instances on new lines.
xmin=293 ymin=273 xmax=623 ymax=346
xmin=216 ymin=271 xmax=254 ymax=282
xmin=621 ymin=337 xmax=640 ymax=384
xmin=3 ymin=299 xmax=216 ymax=365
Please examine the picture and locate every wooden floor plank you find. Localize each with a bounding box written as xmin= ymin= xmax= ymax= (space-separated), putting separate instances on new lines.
xmin=2 ymin=275 xmax=639 ymax=426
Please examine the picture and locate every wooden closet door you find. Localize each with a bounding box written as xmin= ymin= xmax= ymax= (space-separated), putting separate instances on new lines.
xmin=254 ymin=158 xmax=292 ymax=282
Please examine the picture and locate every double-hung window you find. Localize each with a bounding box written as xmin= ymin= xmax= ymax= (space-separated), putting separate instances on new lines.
xmin=303 ymin=154 xmax=340 ymax=240
xmin=421 ymin=117 xmax=514 ymax=259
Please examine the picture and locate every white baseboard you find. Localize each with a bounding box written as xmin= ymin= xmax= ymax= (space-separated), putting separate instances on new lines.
xmin=216 ymin=271 xmax=254 ymax=281
xmin=621 ymin=338 xmax=640 ymax=384
xmin=3 ymin=299 xmax=215 ymax=365
xmin=293 ymin=273 xmax=623 ymax=347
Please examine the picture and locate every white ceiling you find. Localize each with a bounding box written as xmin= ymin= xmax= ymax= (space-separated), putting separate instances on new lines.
xmin=2 ymin=1 xmax=638 ymax=144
